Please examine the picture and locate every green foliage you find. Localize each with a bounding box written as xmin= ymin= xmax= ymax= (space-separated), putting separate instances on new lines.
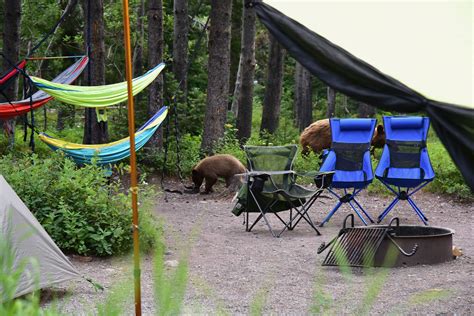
xmin=0 ymin=152 xmax=158 ymax=256
xmin=425 ymin=141 xmax=471 ymax=199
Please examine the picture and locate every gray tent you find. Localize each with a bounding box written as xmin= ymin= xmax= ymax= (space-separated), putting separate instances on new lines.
xmin=0 ymin=175 xmax=81 ymax=299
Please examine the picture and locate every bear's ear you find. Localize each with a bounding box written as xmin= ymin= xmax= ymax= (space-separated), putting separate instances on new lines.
xmin=376 ymin=124 xmax=384 ymax=133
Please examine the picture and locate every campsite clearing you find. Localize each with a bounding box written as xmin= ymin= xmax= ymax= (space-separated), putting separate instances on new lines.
xmin=44 ymin=183 xmax=473 ymax=314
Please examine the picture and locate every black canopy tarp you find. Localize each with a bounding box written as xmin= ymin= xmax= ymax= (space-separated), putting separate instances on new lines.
xmin=251 ymin=1 xmax=474 ymax=191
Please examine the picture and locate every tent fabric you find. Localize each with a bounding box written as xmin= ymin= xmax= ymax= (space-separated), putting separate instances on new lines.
xmin=0 ymin=56 xmax=89 ymax=119
xmin=30 ymin=63 xmax=165 ymax=108
xmin=39 ymin=106 xmax=168 ymax=165
xmin=0 ymin=175 xmax=80 ymax=299
xmin=251 ymin=1 xmax=474 ymax=191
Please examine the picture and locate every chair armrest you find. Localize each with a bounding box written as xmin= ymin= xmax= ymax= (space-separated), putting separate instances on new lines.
xmin=295 ymin=171 xmax=334 ymax=189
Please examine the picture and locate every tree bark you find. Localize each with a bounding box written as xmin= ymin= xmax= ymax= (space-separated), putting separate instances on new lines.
xmin=147 ymin=0 xmax=164 ymax=149
xmin=358 ymin=102 xmax=376 ymax=118
xmin=82 ymin=0 xmax=108 ymax=144
xmin=326 ymin=86 xmax=336 ymax=118
xmin=1 ymin=0 xmax=21 ymax=140
xmin=294 ymin=62 xmax=312 ymax=131
xmin=228 ymin=0 xmax=243 ymax=107
xmin=200 ymin=0 xmax=233 ymax=154
xmin=260 ymin=35 xmax=285 ymax=135
xmin=57 ymin=1 xmax=81 ymax=131
xmin=235 ymin=0 xmax=256 ymax=143
xmin=173 ymin=0 xmax=188 ymax=97
xmin=133 ymin=0 xmax=146 ymax=77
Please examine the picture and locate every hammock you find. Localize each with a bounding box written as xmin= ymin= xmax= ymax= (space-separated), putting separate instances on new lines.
xmin=0 ymin=60 xmax=27 ymax=86
xmin=0 ymin=56 xmax=88 ymax=119
xmin=31 ymin=63 xmax=165 ymax=108
xmin=38 ymin=106 xmax=168 ymax=165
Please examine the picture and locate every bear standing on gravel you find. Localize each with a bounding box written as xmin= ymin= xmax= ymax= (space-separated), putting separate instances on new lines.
xmin=191 ymin=154 xmax=247 ymax=194
xmin=300 ymin=119 xmax=386 ymax=156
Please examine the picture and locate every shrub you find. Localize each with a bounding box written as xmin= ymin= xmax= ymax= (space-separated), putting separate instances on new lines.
xmin=0 ymin=153 xmax=158 ymax=256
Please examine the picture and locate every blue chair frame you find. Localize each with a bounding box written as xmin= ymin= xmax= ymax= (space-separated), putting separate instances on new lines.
xmin=319 ymin=118 xmax=376 ymax=226
xmin=375 ymin=116 xmax=435 ymax=225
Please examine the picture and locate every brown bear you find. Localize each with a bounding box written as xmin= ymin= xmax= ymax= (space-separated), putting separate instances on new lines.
xmin=191 ymin=154 xmax=247 ymax=194
xmin=300 ymin=119 xmax=386 ymax=156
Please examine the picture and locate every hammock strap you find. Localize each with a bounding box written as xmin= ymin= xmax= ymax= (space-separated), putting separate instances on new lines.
xmin=28 ymin=0 xmax=79 ymax=56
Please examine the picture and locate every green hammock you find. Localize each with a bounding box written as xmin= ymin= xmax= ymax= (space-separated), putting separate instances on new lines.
xmin=30 ymin=63 xmax=165 ymax=108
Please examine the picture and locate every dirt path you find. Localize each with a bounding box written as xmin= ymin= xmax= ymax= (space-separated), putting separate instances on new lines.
xmin=46 ymin=184 xmax=473 ymax=315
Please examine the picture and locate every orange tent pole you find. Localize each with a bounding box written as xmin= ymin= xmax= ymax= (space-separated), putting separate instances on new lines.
xmin=121 ymin=0 xmax=141 ymax=315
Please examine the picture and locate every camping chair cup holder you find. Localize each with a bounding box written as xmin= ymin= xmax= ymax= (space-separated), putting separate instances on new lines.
xmin=232 ymin=145 xmax=334 ymax=237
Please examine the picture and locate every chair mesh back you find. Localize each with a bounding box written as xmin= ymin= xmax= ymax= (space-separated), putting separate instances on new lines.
xmin=387 ymin=140 xmax=425 ymax=168
xmin=244 ymin=145 xmax=297 ymax=190
xmin=332 ymin=142 xmax=369 ymax=171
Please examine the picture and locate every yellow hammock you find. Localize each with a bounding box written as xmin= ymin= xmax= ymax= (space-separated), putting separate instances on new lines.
xmin=31 ymin=63 xmax=165 ymax=108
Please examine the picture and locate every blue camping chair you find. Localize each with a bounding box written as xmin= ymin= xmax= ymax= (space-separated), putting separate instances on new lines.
xmin=375 ymin=116 xmax=435 ymax=225
xmin=319 ymin=118 xmax=376 ymax=226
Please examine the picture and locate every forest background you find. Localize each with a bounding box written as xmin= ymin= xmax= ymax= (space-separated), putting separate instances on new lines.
xmin=0 ymin=0 xmax=471 ymax=258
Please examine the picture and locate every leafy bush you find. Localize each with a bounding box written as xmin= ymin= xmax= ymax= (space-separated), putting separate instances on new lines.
xmin=425 ymin=141 xmax=471 ymax=199
xmin=0 ymin=153 xmax=159 ymax=256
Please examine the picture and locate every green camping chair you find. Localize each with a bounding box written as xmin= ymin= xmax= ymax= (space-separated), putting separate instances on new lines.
xmin=232 ymin=145 xmax=333 ymax=237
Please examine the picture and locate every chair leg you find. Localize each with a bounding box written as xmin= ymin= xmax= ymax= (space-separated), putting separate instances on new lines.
xmin=319 ymin=201 xmax=343 ymax=227
xmin=407 ymin=197 xmax=428 ymax=225
xmin=351 ymin=197 xmax=375 ymax=223
xmin=347 ymin=200 xmax=369 ymax=226
xmin=248 ymin=190 xmax=277 ymax=237
xmin=377 ymin=197 xmax=400 ymax=223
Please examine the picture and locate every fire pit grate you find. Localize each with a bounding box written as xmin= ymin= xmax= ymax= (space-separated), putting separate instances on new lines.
xmin=318 ymin=215 xmax=418 ymax=267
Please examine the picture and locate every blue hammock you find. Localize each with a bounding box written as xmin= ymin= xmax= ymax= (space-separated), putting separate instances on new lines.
xmin=39 ymin=107 xmax=168 ymax=165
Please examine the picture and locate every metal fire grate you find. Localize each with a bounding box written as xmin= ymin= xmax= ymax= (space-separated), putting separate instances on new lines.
xmin=318 ymin=215 xmax=417 ymax=267
xmin=321 ymin=227 xmax=387 ymax=267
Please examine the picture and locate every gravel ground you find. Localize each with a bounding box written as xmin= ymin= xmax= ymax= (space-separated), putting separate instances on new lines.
xmin=45 ymin=182 xmax=473 ymax=315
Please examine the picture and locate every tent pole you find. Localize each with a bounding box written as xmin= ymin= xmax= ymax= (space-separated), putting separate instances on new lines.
xmin=121 ymin=0 xmax=141 ymax=315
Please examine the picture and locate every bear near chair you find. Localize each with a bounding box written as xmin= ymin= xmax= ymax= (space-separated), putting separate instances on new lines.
xmin=319 ymin=118 xmax=377 ymax=226
xmin=375 ymin=116 xmax=435 ymax=225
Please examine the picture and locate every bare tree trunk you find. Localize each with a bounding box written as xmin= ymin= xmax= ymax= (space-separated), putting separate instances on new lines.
xmin=200 ymin=0 xmax=233 ymax=154
xmin=147 ymin=0 xmax=164 ymax=149
xmin=358 ymin=102 xmax=376 ymax=118
xmin=260 ymin=35 xmax=285 ymax=135
xmin=1 ymin=0 xmax=21 ymax=141
xmin=82 ymin=0 xmax=108 ymax=144
xmin=234 ymin=0 xmax=256 ymax=143
xmin=57 ymin=1 xmax=80 ymax=131
xmin=228 ymin=0 xmax=243 ymax=108
xmin=326 ymin=86 xmax=336 ymax=118
xmin=294 ymin=62 xmax=312 ymax=131
xmin=173 ymin=0 xmax=188 ymax=96
xmin=133 ymin=0 xmax=146 ymax=77
xmin=230 ymin=53 xmax=242 ymax=117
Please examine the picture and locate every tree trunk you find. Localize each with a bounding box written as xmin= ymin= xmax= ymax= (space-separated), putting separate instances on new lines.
xmin=147 ymin=0 xmax=164 ymax=149
xmin=1 ymin=0 xmax=21 ymax=140
xmin=294 ymin=62 xmax=312 ymax=131
xmin=358 ymin=102 xmax=376 ymax=118
xmin=228 ymin=0 xmax=243 ymax=107
xmin=200 ymin=0 xmax=233 ymax=154
xmin=260 ymin=35 xmax=285 ymax=135
xmin=326 ymin=86 xmax=336 ymax=118
xmin=230 ymin=54 xmax=242 ymax=117
xmin=235 ymin=0 xmax=256 ymax=143
xmin=133 ymin=0 xmax=146 ymax=77
xmin=82 ymin=0 xmax=108 ymax=144
xmin=57 ymin=1 xmax=81 ymax=131
xmin=173 ymin=0 xmax=188 ymax=97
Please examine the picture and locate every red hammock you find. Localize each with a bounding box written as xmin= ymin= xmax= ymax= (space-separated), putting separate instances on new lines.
xmin=0 ymin=60 xmax=27 ymax=86
xmin=0 ymin=56 xmax=88 ymax=119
